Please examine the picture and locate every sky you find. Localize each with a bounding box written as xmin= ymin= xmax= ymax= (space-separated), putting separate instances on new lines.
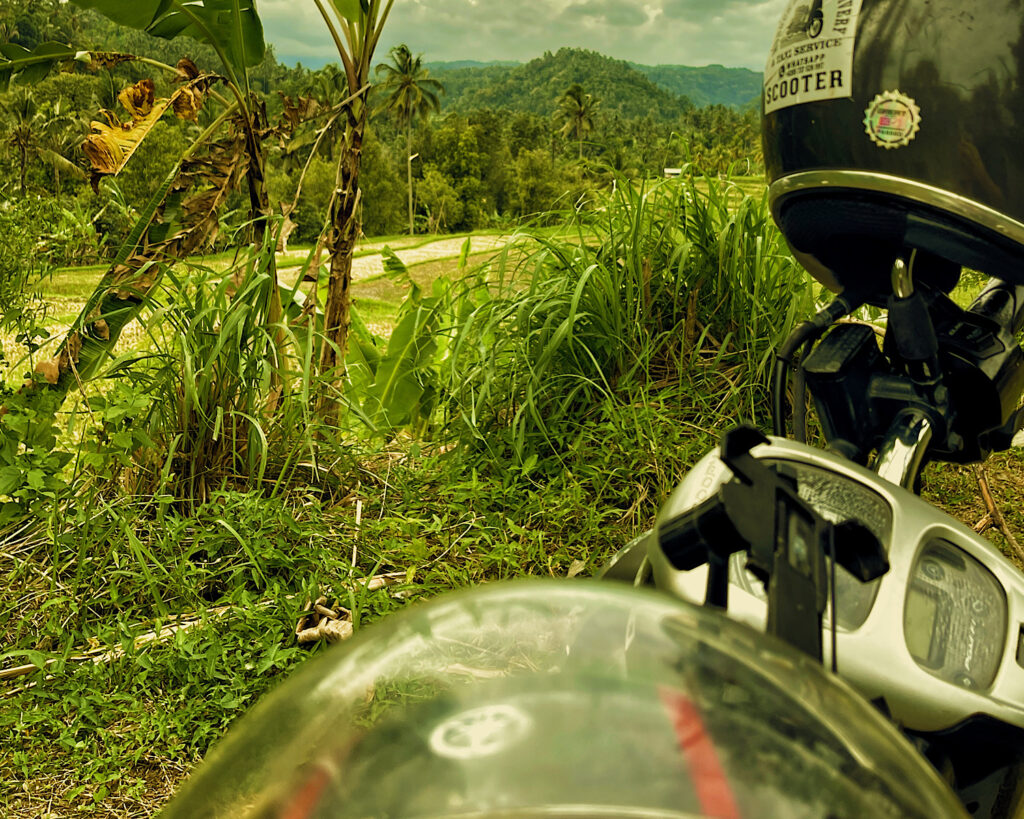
xmin=260 ymin=0 xmax=789 ymax=72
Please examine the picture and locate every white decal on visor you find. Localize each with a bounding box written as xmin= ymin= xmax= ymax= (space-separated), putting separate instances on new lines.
xmin=429 ymin=704 xmax=532 ymax=760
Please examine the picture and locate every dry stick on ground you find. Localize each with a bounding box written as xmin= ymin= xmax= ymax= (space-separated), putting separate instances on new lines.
xmin=2 ymin=572 xmax=408 ymax=688
xmin=0 ymin=602 xmax=249 ymax=686
xmin=972 ymin=465 xmax=1024 ymax=563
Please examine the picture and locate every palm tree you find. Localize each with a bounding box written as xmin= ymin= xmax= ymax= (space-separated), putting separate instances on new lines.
xmin=376 ymin=44 xmax=444 ymax=234
xmin=303 ymin=63 xmax=348 ymax=161
xmin=38 ymin=98 xmax=87 ymax=199
xmin=557 ymin=83 xmax=600 ymax=161
xmin=3 ymin=89 xmax=43 ymax=197
xmin=0 ymin=89 xmax=81 ymax=197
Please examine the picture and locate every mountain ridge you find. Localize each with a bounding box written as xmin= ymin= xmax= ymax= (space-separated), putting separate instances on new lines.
xmin=424 ymin=50 xmax=763 ymax=111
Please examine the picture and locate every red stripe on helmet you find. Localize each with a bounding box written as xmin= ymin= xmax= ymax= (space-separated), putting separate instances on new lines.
xmin=658 ymin=687 xmax=741 ymax=819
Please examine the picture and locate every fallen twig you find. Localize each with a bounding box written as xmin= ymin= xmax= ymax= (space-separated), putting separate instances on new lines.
xmin=3 ymin=572 xmax=407 ymax=691
xmin=2 ymin=602 xmax=250 ymax=686
xmin=973 ymin=465 xmax=1024 ymax=563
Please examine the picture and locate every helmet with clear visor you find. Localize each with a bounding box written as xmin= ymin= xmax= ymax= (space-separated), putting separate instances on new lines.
xmin=162 ymin=582 xmax=964 ymax=818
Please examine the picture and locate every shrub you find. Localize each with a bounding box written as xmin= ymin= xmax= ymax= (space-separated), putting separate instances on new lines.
xmin=440 ymin=174 xmax=817 ymax=472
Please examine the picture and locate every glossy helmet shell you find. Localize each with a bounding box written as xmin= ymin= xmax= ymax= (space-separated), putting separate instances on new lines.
xmin=763 ymin=0 xmax=1024 ymax=298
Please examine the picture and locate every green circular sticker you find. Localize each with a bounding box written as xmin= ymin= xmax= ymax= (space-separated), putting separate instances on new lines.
xmin=863 ymin=90 xmax=921 ymax=149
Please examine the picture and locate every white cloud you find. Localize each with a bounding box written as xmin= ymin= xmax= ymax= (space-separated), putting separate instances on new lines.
xmin=258 ymin=0 xmax=790 ymax=70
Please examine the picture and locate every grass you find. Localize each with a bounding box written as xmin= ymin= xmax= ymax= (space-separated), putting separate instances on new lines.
xmin=3 ymin=173 xmax=1024 ymax=817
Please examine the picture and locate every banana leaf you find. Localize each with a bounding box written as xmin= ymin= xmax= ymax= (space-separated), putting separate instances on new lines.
xmin=82 ymin=76 xmax=212 ymax=181
xmin=0 ymin=42 xmax=86 ymax=88
xmin=71 ymin=0 xmax=265 ymax=82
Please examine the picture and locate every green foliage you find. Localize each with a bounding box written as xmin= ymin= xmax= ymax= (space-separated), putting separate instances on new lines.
xmin=30 ymin=71 xmax=106 ymax=112
xmin=376 ymin=43 xmax=445 ymax=234
xmin=558 ymin=82 xmax=600 ymax=159
xmin=0 ymin=199 xmax=58 ymax=307
xmin=416 ymin=165 xmax=462 ymax=232
xmin=375 ymin=43 xmax=443 ymax=128
xmin=632 ymin=62 xmax=762 ymax=110
xmin=512 ymin=147 xmax=566 ymax=216
xmin=0 ymin=41 xmax=83 ymax=88
xmin=0 ymin=0 xmax=83 ymax=53
xmin=359 ymin=133 xmax=406 ymax=236
xmin=0 ymin=386 xmax=72 ymax=523
xmin=286 ymin=153 xmax=335 ymax=242
xmin=432 ymin=48 xmax=693 ymax=121
xmin=345 ymin=245 xmax=475 ymax=436
xmin=108 ymin=114 xmax=192 ymax=208
xmin=39 ymin=198 xmax=104 ymax=265
xmin=125 ymin=254 xmax=296 ymax=504
xmin=415 ymin=113 xmax=516 ymax=230
xmin=429 ymin=54 xmax=762 ymax=113
xmin=76 ymin=379 xmax=157 ymax=488
xmin=71 ymin=0 xmax=266 ymax=84
xmin=441 ymin=175 xmax=816 ymax=467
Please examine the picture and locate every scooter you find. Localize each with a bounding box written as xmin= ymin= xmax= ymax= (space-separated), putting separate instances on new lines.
xmin=603 ymin=258 xmax=1024 ymax=817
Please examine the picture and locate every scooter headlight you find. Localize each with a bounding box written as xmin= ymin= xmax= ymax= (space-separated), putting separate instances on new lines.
xmin=903 ymin=540 xmax=1007 ymax=691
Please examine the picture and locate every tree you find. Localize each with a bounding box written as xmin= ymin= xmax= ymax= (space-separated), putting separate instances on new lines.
xmin=3 ymin=88 xmax=44 ymax=197
xmin=417 ymin=165 xmax=460 ymax=233
xmin=13 ymin=0 xmax=280 ymax=397
xmin=303 ymin=64 xmax=348 ymax=161
xmin=37 ymin=97 xmax=87 ymax=199
xmin=376 ymin=43 xmax=443 ymax=235
xmin=312 ymin=0 xmax=396 ymax=402
xmin=557 ymin=82 xmax=599 ymax=161
xmin=513 ymin=147 xmax=561 ymax=216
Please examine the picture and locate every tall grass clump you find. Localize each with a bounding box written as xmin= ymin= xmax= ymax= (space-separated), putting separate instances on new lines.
xmin=75 ymin=244 xmax=353 ymax=509
xmin=442 ymin=173 xmax=817 ymax=480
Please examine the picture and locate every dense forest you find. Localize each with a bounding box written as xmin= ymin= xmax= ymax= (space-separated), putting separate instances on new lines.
xmin=0 ymin=0 xmax=762 ymax=275
xmin=430 ymin=55 xmax=763 ymax=111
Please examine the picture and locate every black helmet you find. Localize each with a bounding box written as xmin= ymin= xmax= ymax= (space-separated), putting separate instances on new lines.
xmin=763 ymin=0 xmax=1024 ymax=298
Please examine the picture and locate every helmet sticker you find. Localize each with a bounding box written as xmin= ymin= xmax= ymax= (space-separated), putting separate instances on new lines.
xmin=863 ymin=91 xmax=922 ymax=149
xmin=429 ymin=704 xmax=532 ymax=760
xmin=764 ymin=0 xmax=864 ymax=114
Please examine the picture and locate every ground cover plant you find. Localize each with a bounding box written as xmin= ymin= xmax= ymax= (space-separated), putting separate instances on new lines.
xmin=3 ymin=167 xmax=1024 ymax=816
xmin=0 ymin=174 xmax=814 ymax=814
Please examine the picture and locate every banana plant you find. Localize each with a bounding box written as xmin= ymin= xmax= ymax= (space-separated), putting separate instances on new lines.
xmin=312 ymin=0 xmax=395 ymax=416
xmin=15 ymin=0 xmax=290 ymax=404
xmin=71 ymin=0 xmax=265 ymax=94
xmin=0 ymin=42 xmax=85 ymax=89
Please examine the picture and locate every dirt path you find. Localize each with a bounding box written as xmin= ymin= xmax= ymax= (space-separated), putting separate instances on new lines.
xmin=277 ymin=234 xmax=510 ymax=284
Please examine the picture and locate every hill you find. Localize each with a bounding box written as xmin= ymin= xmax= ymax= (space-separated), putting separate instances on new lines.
xmin=427 ymin=48 xmax=693 ymax=122
xmin=425 ymin=59 xmax=519 ymax=71
xmin=630 ymin=63 xmax=762 ymax=110
xmin=425 ymin=51 xmax=763 ymax=115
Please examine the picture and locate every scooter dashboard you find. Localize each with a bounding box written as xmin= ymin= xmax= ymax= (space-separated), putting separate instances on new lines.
xmin=647 ymin=437 xmax=1024 ymax=736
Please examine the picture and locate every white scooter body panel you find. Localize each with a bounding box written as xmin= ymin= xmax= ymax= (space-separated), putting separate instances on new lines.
xmin=649 ymin=437 xmax=1024 ymax=734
